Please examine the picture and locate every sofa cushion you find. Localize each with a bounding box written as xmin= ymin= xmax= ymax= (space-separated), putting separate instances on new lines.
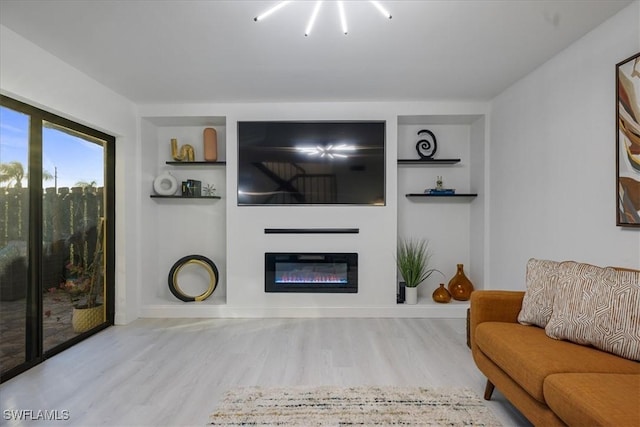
xmin=545 ymin=264 xmax=640 ymax=361
xmin=475 ymin=322 xmax=640 ymax=403
xmin=544 ymin=373 xmax=640 ymax=427
xmin=517 ymin=258 xmax=562 ymax=327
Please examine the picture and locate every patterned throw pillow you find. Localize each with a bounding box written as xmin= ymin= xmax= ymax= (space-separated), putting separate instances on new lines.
xmin=517 ymin=259 xmax=563 ymax=327
xmin=545 ymin=263 xmax=640 ymax=361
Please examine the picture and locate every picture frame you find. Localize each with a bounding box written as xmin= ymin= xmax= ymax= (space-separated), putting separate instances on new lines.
xmin=616 ymin=52 xmax=640 ymax=227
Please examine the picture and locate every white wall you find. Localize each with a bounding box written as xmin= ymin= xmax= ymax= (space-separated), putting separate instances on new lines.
xmin=7 ymin=0 xmax=635 ymax=319
xmin=226 ymin=104 xmax=395 ymax=314
xmin=138 ymin=101 xmax=486 ymax=317
xmin=0 ymin=25 xmax=140 ymax=324
xmin=488 ymin=2 xmax=640 ymax=290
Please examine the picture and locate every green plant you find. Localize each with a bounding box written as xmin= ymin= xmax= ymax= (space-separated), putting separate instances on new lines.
xmin=396 ymin=238 xmax=442 ymax=288
xmin=59 ymin=258 xmax=101 ymax=308
xmin=52 ymin=219 xmax=105 ymax=309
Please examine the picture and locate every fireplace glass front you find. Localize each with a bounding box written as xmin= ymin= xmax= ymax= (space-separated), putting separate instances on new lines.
xmin=265 ymin=253 xmax=358 ymax=293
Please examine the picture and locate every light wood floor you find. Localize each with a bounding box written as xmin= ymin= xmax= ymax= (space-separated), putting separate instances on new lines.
xmin=0 ymin=318 xmax=531 ymax=426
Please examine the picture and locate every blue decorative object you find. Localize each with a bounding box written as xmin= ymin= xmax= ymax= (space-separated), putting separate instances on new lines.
xmin=426 ymin=189 xmax=456 ymax=195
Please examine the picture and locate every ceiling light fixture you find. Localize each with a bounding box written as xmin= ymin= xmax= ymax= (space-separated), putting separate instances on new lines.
xmin=254 ymin=0 xmax=392 ymax=36
xmin=337 ymin=1 xmax=348 ymax=35
xmin=370 ymin=1 xmax=392 ymax=19
xmin=254 ymin=0 xmax=292 ymax=22
xmin=297 ymin=144 xmax=356 ymax=158
xmin=305 ymin=1 xmax=323 ymax=37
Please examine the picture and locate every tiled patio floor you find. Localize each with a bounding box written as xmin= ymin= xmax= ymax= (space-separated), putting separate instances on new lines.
xmin=0 ymin=292 xmax=84 ymax=373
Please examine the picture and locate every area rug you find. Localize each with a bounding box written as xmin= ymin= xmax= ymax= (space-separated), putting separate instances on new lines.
xmin=209 ymin=386 xmax=502 ymax=426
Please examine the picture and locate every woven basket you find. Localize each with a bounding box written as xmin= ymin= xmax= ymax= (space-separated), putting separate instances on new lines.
xmin=72 ymin=305 xmax=104 ymax=333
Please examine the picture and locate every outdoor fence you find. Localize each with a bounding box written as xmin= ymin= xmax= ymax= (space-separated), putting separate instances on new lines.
xmin=0 ymin=186 xmax=104 ymax=300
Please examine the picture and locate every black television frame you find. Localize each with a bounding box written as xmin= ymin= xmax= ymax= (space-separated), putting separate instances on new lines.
xmin=237 ymin=120 xmax=386 ymax=206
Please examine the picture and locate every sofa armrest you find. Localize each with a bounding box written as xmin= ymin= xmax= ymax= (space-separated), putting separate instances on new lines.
xmin=469 ymin=290 xmax=525 ymax=353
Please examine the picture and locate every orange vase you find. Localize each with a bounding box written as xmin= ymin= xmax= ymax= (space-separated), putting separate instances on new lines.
xmin=203 ymin=127 xmax=218 ymax=162
xmin=432 ymin=283 xmax=451 ymax=303
xmin=447 ymin=264 xmax=474 ymax=301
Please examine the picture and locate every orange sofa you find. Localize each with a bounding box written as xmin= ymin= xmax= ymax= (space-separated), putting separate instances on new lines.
xmin=469 ymin=260 xmax=640 ymax=427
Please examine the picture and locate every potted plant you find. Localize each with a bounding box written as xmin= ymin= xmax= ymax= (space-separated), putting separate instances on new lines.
xmin=60 ymin=219 xmax=105 ymax=332
xmin=62 ymin=259 xmax=100 ymax=308
xmin=396 ymin=238 xmax=442 ymax=304
xmin=58 ymin=253 xmax=103 ymax=333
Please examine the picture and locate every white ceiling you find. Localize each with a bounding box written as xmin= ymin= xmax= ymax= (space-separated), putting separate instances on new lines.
xmin=0 ymin=0 xmax=632 ymax=104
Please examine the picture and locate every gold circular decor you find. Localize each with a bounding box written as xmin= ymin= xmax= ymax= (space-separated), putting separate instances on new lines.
xmin=168 ymin=255 xmax=218 ymax=302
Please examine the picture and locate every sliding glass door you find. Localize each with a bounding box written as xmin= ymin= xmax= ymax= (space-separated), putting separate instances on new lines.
xmin=0 ymin=105 xmax=30 ymax=374
xmin=0 ymin=95 xmax=115 ymax=382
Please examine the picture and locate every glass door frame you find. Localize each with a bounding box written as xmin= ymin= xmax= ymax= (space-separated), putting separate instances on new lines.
xmin=0 ymin=94 xmax=115 ymax=382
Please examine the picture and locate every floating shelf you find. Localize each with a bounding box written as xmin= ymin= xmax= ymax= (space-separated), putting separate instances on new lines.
xmin=398 ymin=159 xmax=460 ymax=165
xmin=406 ymin=193 xmax=477 ymax=199
xmin=150 ymin=195 xmax=221 ymax=199
xmin=165 ymin=161 xmax=226 ymax=165
xmin=264 ymin=228 xmax=360 ymax=234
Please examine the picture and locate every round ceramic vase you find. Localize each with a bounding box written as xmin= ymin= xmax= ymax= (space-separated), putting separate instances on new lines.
xmin=447 ymin=264 xmax=474 ymax=301
xmin=432 ymin=283 xmax=452 ymax=303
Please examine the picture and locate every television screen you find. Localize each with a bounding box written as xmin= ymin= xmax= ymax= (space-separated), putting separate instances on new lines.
xmin=237 ymin=121 xmax=385 ymax=205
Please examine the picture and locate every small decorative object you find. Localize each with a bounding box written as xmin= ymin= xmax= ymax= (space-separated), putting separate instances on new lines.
xmin=171 ymin=138 xmax=195 ymax=162
xmin=425 ymin=176 xmax=456 ymax=195
xmin=168 ymin=254 xmax=219 ymax=302
xmin=396 ymin=238 xmax=443 ymax=305
xmin=432 ymin=283 xmax=451 ymax=303
xmin=397 ymin=281 xmax=406 ymax=304
xmin=153 ymin=172 xmax=179 ymax=196
xmin=416 ymin=129 xmax=437 ymax=159
xmin=203 ymin=183 xmax=216 ymax=197
xmin=447 ymin=264 xmax=474 ymax=301
xmin=616 ymin=51 xmax=640 ymax=227
xmin=203 ymin=127 xmax=218 ymax=162
xmin=182 ymin=179 xmax=202 ymax=197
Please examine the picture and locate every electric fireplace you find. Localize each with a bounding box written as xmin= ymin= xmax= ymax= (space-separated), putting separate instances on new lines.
xmin=265 ymin=253 xmax=358 ymax=293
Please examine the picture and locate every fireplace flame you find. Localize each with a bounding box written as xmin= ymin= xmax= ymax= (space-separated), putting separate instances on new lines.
xmin=276 ymin=272 xmax=347 ymax=284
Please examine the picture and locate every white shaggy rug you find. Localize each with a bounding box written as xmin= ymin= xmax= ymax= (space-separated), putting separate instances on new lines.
xmin=209 ymin=386 xmax=502 ymax=426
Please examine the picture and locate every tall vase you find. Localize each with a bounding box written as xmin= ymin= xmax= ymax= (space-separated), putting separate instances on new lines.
xmin=405 ymin=287 xmax=418 ymax=304
xmin=203 ymin=128 xmax=218 ymax=161
xmin=447 ymin=264 xmax=474 ymax=301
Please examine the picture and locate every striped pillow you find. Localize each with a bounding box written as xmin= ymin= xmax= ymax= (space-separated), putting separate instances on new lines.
xmin=545 ymin=263 xmax=640 ymax=361
xmin=517 ymin=259 xmax=562 ymax=327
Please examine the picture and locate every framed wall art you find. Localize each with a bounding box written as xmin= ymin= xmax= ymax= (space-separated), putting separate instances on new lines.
xmin=616 ymin=52 xmax=640 ymax=227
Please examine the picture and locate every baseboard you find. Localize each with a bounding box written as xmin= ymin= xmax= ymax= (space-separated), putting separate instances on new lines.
xmin=139 ymin=302 xmax=469 ymax=319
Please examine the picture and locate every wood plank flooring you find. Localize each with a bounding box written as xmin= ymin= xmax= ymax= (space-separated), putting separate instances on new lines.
xmin=0 ymin=318 xmax=531 ymax=426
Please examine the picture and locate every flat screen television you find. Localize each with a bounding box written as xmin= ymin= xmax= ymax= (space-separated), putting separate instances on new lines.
xmin=237 ymin=121 xmax=385 ymax=206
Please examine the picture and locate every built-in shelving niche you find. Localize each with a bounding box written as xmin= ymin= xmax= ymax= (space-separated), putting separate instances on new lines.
xmin=140 ymin=115 xmax=228 ymax=311
xmin=396 ymin=114 xmax=485 ymax=314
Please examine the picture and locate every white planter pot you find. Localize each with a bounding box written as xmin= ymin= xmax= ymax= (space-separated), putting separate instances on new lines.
xmin=405 ymin=287 xmax=418 ymax=304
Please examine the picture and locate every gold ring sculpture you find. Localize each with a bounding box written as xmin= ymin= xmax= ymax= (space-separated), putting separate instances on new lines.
xmin=168 ymin=255 xmax=218 ymax=302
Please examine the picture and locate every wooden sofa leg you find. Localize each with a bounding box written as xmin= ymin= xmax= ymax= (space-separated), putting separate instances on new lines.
xmin=484 ymin=380 xmax=495 ymax=400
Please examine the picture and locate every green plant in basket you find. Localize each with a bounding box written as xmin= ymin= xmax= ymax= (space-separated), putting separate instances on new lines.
xmin=61 ymin=258 xmax=101 ymax=309
xmin=396 ymin=238 xmax=442 ymax=288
